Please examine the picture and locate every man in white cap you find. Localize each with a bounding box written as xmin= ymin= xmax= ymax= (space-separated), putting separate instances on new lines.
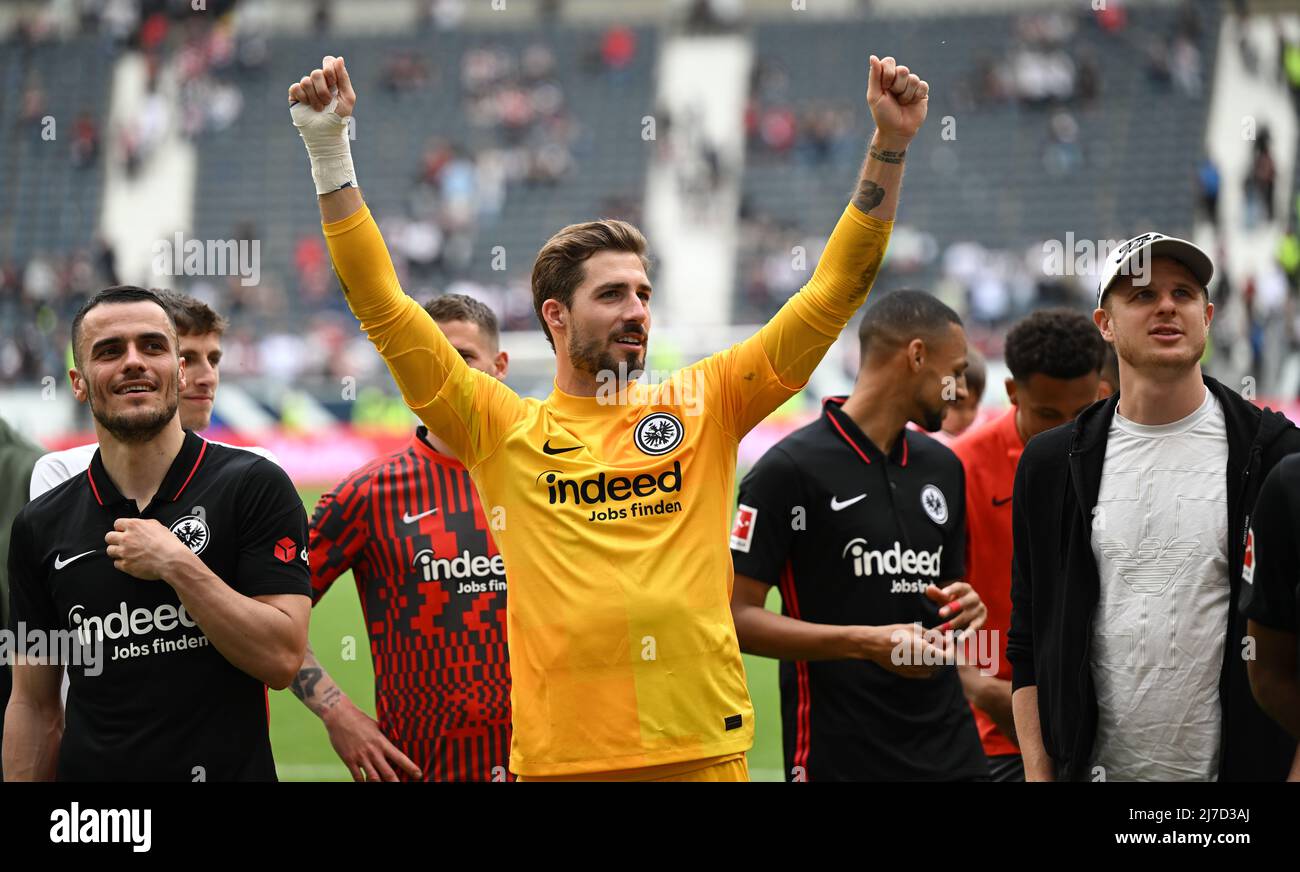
xmin=1007 ymin=232 xmax=1300 ymax=781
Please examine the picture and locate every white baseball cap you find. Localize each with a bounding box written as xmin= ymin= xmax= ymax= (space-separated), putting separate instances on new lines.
xmin=1096 ymin=232 xmax=1214 ymax=308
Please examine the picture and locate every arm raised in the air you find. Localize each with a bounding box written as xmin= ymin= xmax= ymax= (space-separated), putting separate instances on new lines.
xmin=707 ymin=56 xmax=928 ymax=437
xmin=289 ymin=56 xmax=522 ymax=466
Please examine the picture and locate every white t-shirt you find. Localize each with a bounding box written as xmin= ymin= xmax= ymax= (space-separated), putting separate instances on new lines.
xmin=30 ymin=439 xmax=279 ymax=501
xmin=1089 ymin=387 xmax=1230 ymax=781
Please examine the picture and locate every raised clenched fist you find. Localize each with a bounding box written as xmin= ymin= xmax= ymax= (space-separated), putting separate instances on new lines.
xmin=866 ymin=54 xmax=929 ymax=143
xmin=289 ymin=55 xmax=356 ymax=116
xmin=289 ymin=55 xmax=359 ymax=195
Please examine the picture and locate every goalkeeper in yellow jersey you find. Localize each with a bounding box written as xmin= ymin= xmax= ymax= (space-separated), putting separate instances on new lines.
xmin=288 ymin=53 xmax=928 ymax=781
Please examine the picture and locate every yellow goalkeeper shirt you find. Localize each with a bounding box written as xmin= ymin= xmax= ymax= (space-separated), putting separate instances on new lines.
xmin=324 ymin=203 xmax=891 ymax=776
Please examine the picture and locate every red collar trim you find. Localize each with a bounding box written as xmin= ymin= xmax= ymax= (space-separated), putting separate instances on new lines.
xmin=172 ymin=439 xmax=207 ymax=501
xmin=87 ymin=467 xmax=104 ymax=506
xmin=826 ymin=408 xmax=872 ymax=465
xmin=823 ymin=396 xmax=909 ymax=467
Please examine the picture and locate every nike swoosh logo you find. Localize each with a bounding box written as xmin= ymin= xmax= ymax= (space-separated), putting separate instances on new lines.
xmin=992 ymin=496 xmax=1012 ymax=507
xmin=542 ymin=440 xmax=581 ymax=455
xmin=830 ymin=494 xmax=867 ymax=511
xmin=54 ymin=550 xmax=96 ymax=570
xmin=402 ymin=508 xmax=439 ymax=525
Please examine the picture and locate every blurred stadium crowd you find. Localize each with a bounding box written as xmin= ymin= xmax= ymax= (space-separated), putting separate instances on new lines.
xmin=2 ymin=0 xmax=1299 ymax=406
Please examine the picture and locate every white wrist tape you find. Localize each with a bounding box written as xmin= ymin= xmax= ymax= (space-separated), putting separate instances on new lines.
xmin=290 ymin=96 xmax=357 ymax=195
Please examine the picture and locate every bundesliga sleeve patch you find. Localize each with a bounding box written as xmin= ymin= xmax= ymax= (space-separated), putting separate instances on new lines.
xmin=730 ymin=504 xmax=757 ymax=553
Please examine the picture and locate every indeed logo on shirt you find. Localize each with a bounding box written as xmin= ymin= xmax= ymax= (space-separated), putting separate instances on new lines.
xmin=413 ymin=548 xmax=506 ymax=582
xmin=537 ymin=461 xmax=682 ymax=506
xmin=70 ymin=601 xmax=198 ymax=646
xmin=842 ymin=538 xmax=943 ymax=585
xmin=69 ymin=601 xmax=209 ymax=664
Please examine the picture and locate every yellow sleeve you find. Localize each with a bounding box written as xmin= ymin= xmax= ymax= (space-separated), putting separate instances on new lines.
xmin=323 ymin=206 xmax=524 ymax=467
xmin=695 ymin=205 xmax=892 ymax=438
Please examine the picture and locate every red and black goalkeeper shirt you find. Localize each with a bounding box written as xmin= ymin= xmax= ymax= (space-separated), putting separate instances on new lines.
xmin=308 ymin=427 xmax=510 ymax=781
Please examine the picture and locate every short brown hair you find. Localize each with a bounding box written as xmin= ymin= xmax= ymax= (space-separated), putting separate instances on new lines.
xmin=530 ymin=219 xmax=650 ymax=350
xmin=71 ymin=285 xmax=176 ymax=370
xmin=423 ymin=293 xmax=500 ymax=349
xmin=154 ymin=289 xmax=228 ymax=336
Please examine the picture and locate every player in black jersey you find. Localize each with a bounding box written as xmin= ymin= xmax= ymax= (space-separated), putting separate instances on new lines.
xmin=730 ymin=290 xmax=988 ymax=781
xmin=1243 ymin=454 xmax=1300 ymax=756
xmin=3 ymin=287 xmax=310 ymax=781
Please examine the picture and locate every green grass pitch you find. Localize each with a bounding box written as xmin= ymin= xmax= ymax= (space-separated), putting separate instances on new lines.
xmin=271 ymin=488 xmax=786 ymax=781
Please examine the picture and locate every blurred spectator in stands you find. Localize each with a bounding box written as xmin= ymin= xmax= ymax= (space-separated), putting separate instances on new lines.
xmin=522 ymin=43 xmax=557 ymax=83
xmin=440 ymin=144 xmax=480 ymax=219
xmin=71 ymin=112 xmax=100 ymax=169
xmin=313 ymin=0 xmax=331 ymax=34
xmin=475 ymin=149 xmax=507 ymax=221
xmin=20 ymin=81 xmax=47 ymax=140
xmin=22 ymin=255 xmax=58 ymax=306
xmin=427 ymin=0 xmax=467 ymax=32
xmin=118 ymin=80 xmax=169 ymax=174
xmin=535 ymin=0 xmax=563 ymax=27
xmin=74 ymin=0 xmax=103 ymax=34
xmin=526 ymin=137 xmax=573 ymax=185
xmin=684 ymin=0 xmax=742 ymax=34
xmin=600 ymin=25 xmax=637 ymax=77
xmin=94 ymin=237 xmax=119 ymax=287
xmin=1076 ymin=48 xmax=1100 ymax=106
xmin=1176 ymin=0 xmax=1202 ymax=41
xmin=757 ymin=106 xmax=796 ymax=156
xmin=421 ymin=137 xmax=455 ymax=185
xmin=1170 ymin=32 xmax=1202 ymax=97
xmin=973 ymin=56 xmax=1011 ymax=106
xmin=294 ymin=235 xmax=333 ymax=307
xmin=1043 ymin=110 xmax=1082 ymax=176
xmin=1238 ymin=19 xmax=1260 ymax=76
xmin=136 ymin=9 xmax=169 ymax=53
xmin=1278 ymin=224 xmax=1300 ymax=296
xmin=1198 ymin=157 xmax=1220 ymax=228
xmin=799 ymin=106 xmax=852 ymax=167
xmin=383 ymin=52 xmax=431 ymax=93
xmin=1094 ymin=0 xmax=1127 ymax=34
xmin=1244 ymin=128 xmax=1277 ymax=227
xmin=96 ymin=0 xmax=137 ymax=44
xmin=1284 ymin=36 xmax=1300 ymax=113
xmin=1256 ymin=260 xmax=1288 ymax=324
xmin=750 ymin=56 xmax=789 ymax=103
xmin=399 ymin=215 xmax=444 ymax=283
xmin=1145 ymin=39 xmax=1173 ymax=88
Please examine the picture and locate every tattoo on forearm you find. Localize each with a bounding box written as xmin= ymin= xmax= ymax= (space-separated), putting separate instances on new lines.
xmin=851 ymin=180 xmax=886 ymax=214
xmin=868 ymin=147 xmax=905 ymax=164
xmin=319 ymin=686 xmax=342 ymax=713
xmin=290 ymin=666 xmax=323 ymax=701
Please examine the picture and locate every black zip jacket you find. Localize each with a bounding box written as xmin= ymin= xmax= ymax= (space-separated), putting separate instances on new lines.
xmin=1007 ymin=375 xmax=1300 ymax=781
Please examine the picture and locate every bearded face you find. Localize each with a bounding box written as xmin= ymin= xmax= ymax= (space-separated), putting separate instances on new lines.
xmin=557 ymin=250 xmax=651 ymax=384
xmin=73 ymin=301 xmax=183 ymax=445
